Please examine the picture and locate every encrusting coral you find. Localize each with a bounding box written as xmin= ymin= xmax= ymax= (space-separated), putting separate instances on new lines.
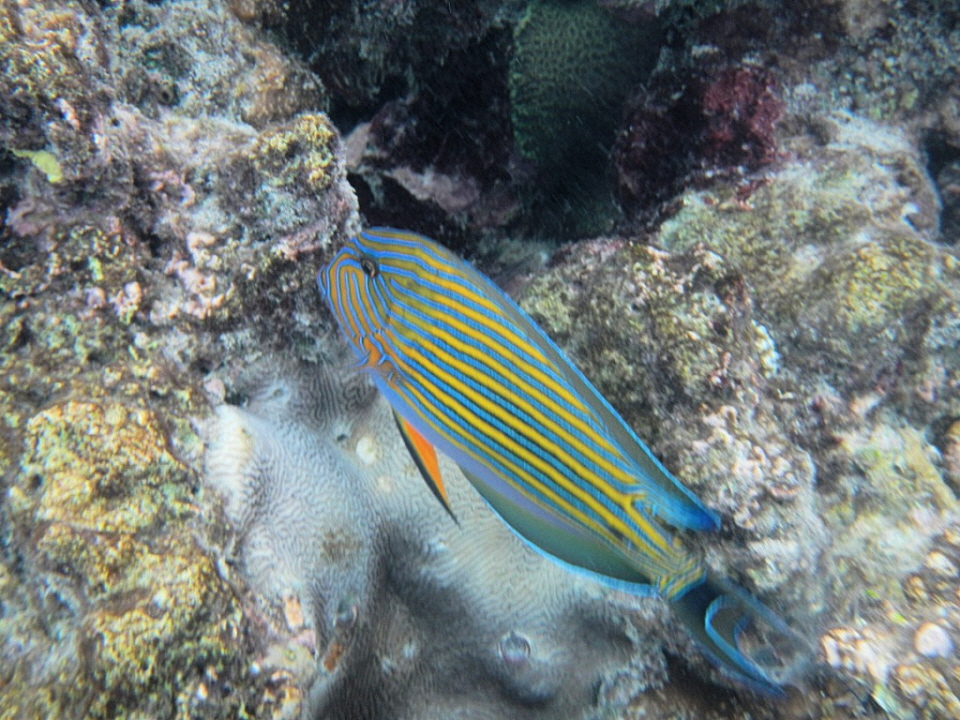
xmin=656 ymin=113 xmax=955 ymax=403
xmin=521 ymin=109 xmax=960 ymax=717
xmin=0 ymin=0 xmax=353 ymax=717
xmin=2 ymin=399 xmax=250 ymax=719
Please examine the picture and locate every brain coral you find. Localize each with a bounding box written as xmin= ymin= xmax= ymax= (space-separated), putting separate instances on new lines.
xmin=204 ymin=361 xmax=696 ymax=719
xmin=509 ymin=0 xmax=661 ymax=170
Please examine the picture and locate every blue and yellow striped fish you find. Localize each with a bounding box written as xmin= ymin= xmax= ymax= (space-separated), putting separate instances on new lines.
xmin=318 ymin=227 xmax=800 ymax=694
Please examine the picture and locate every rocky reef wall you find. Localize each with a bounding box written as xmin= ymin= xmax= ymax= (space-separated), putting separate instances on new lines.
xmin=2 ymin=1 xmax=960 ymax=719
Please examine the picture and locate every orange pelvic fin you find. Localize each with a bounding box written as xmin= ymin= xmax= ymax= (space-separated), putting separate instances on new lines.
xmin=394 ymin=411 xmax=458 ymax=524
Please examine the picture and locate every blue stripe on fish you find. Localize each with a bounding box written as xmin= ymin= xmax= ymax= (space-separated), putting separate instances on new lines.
xmin=318 ymin=227 xmax=803 ymax=694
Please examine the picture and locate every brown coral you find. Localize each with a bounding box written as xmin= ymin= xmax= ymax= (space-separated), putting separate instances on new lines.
xmin=2 ymin=400 xmax=251 ymax=718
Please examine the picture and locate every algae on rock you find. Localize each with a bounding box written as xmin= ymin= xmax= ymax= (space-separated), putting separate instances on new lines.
xmin=518 ymin=107 xmax=960 ymax=717
xmin=2 ymin=400 xmax=250 ymax=719
xmin=0 ymin=2 xmax=354 ymax=718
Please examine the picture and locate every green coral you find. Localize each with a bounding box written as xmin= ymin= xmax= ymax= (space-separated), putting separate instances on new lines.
xmin=508 ymin=0 xmax=661 ymax=236
xmin=509 ymin=0 xmax=660 ymax=168
xmin=2 ymin=400 xmax=248 ymax=719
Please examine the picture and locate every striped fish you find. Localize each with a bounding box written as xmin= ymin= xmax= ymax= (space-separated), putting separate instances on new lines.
xmin=318 ymin=227 xmax=800 ymax=694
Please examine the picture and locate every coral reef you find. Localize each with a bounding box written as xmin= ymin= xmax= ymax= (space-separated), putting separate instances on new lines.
xmin=522 ymin=239 xmax=826 ymax=608
xmin=216 ymin=112 xmax=351 ymax=249
xmin=813 ymin=0 xmax=960 ymax=124
xmin=700 ymin=65 xmax=783 ymax=168
xmin=656 ymin=113 xmax=952 ymax=402
xmin=0 ymin=0 xmax=352 ymax=717
xmin=2 ymin=0 xmax=960 ymax=718
xmin=521 ymin=109 xmax=960 ymax=717
xmin=933 ymin=154 xmax=960 ymax=245
xmin=343 ymin=29 xmax=518 ymax=248
xmin=111 ymin=0 xmax=325 ymax=127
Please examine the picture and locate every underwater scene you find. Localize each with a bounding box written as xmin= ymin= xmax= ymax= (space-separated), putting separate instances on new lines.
xmin=1 ymin=0 xmax=960 ymax=718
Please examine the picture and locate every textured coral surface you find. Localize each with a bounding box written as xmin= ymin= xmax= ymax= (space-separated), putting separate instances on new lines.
xmin=3 ymin=0 xmax=960 ymax=718
xmin=523 ymin=110 xmax=960 ymax=719
xmin=4 ymin=400 xmax=248 ymax=719
xmin=205 ymin=364 xmax=673 ymax=719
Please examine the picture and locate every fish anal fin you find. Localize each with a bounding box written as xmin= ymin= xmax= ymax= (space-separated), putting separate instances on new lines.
xmin=394 ymin=411 xmax=458 ymax=524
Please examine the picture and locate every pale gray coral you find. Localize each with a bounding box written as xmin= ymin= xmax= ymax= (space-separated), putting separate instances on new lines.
xmin=204 ymin=361 xmax=683 ymax=719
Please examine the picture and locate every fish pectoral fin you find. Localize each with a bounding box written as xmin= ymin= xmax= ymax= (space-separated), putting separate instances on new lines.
xmin=393 ymin=411 xmax=458 ymax=524
xmin=356 ymin=336 xmax=396 ymax=377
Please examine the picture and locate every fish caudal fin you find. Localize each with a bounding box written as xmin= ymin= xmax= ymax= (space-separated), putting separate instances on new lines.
xmin=671 ymin=574 xmax=809 ymax=695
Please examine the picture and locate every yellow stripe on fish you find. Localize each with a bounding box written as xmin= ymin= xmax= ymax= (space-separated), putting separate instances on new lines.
xmin=319 ymin=227 xmax=803 ymax=694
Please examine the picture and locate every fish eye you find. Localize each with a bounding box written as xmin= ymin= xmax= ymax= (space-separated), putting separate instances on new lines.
xmin=359 ymin=256 xmax=378 ymax=278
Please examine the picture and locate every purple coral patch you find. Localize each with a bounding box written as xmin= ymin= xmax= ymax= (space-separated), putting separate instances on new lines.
xmin=613 ymin=62 xmax=784 ymax=222
xmin=702 ymin=66 xmax=783 ymax=169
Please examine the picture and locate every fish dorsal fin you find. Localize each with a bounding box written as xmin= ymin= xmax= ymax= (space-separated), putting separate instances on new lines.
xmin=393 ymin=410 xmax=458 ymax=524
xmin=455 ymin=258 xmax=719 ymax=532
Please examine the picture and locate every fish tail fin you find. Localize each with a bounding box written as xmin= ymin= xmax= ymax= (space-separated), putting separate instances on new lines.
xmin=671 ymin=574 xmax=809 ymax=695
